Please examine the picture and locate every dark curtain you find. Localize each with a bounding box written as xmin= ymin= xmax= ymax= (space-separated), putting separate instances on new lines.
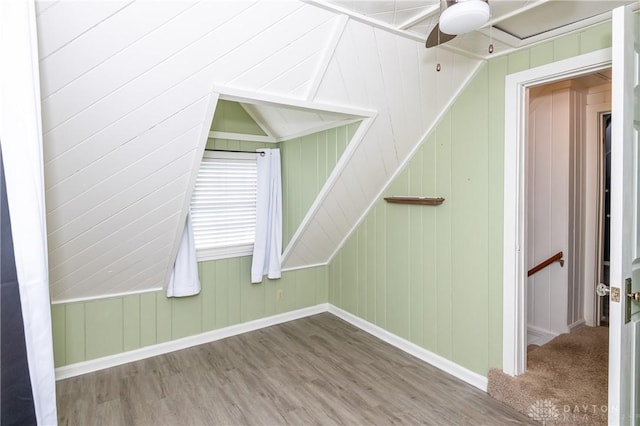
xmin=1 ymin=147 xmax=37 ymax=426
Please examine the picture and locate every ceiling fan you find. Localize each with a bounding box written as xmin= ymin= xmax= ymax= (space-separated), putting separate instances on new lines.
xmin=425 ymin=0 xmax=491 ymax=48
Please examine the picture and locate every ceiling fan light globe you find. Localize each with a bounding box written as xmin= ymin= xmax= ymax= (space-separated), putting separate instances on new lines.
xmin=439 ymin=0 xmax=490 ymax=35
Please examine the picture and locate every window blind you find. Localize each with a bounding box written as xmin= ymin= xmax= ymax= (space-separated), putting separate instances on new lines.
xmin=190 ymin=151 xmax=257 ymax=260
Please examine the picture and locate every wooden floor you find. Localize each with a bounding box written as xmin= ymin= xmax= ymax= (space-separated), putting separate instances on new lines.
xmin=57 ymin=313 xmax=535 ymax=425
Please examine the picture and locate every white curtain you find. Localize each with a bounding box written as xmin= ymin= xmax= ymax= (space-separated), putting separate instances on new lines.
xmin=166 ymin=212 xmax=201 ymax=297
xmin=251 ymin=149 xmax=282 ymax=283
xmin=0 ymin=0 xmax=58 ymax=424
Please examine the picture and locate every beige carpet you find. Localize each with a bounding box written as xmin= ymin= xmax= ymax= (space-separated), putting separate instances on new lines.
xmin=488 ymin=326 xmax=608 ymax=425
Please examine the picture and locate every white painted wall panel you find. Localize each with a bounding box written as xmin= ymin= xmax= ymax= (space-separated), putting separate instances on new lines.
xmin=201 ymin=2 xmax=313 ymax=83
xmin=375 ymin=29 xmax=413 ymax=157
xmin=47 ymin=146 xmax=197 ymax=248
xmin=264 ymin=54 xmax=323 ymax=98
xmin=50 ymin=212 xmax=181 ymax=284
xmin=433 ymin=48 xmax=460 ymax=108
xmin=39 ymin=1 xmax=195 ymax=99
xmin=549 ymin=91 xmax=571 ymax=332
xmin=109 ymin=263 xmax=169 ymax=295
xmin=43 ymin=2 xmax=300 ymax=155
xmin=49 ymin=194 xmax=185 ymax=274
xmin=396 ymin=37 xmax=424 ymax=144
xmin=229 ymin=38 xmax=322 ymax=92
xmin=330 ymin=22 xmax=370 ymax=107
xmin=46 ymin=100 xmax=208 ymax=213
xmin=418 ymin=49 xmax=448 ymax=131
xmin=527 ymin=87 xmax=572 ymax=336
xmin=41 ymin=1 xmax=256 ymax=130
xmin=316 ymin=205 xmax=345 ymax=246
xmin=285 ymin=209 xmax=328 ymax=267
xmin=44 ymin=88 xmax=211 ymax=187
xmin=54 ymin=242 xmax=174 ymax=301
xmin=36 ymin=0 xmax=130 ymax=59
xmin=352 ymin=135 xmax=389 ymax=193
xmin=332 ymin=175 xmax=361 ymax=225
xmin=339 ymin=170 xmax=368 ymax=216
xmin=354 ymin=159 xmax=385 ymax=203
xmin=294 ymin=230 xmax=326 ymax=263
xmin=220 ymin=6 xmax=335 ymax=90
xmin=77 ymin=236 xmax=174 ymax=291
xmin=127 ymin=270 xmax=168 ymax=293
xmin=48 ymin=169 xmax=192 ymax=251
xmin=322 ymin=191 xmax=351 ymax=234
xmin=48 ymin=182 xmax=190 ymax=300
xmin=311 ymin=51 xmax=351 ymax=106
xmin=35 ymin=1 xmax=57 ymax=17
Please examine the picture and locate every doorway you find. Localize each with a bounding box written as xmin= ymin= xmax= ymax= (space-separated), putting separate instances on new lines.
xmin=502 ymin=48 xmax=612 ymax=377
xmin=525 ymin=72 xmax=612 ymax=348
xmin=492 ymin=55 xmax=613 ymax=426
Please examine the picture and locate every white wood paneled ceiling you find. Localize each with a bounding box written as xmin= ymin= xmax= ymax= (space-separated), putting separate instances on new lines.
xmin=40 ymin=0 xmax=346 ymax=302
xmin=315 ymin=0 xmax=636 ymax=58
xmin=38 ymin=0 xmax=632 ymax=302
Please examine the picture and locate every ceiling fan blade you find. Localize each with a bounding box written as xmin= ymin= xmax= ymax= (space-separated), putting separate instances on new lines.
xmin=425 ymin=23 xmax=456 ymax=48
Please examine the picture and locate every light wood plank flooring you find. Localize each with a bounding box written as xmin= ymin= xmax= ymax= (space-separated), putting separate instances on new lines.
xmin=57 ymin=313 xmax=535 ymax=425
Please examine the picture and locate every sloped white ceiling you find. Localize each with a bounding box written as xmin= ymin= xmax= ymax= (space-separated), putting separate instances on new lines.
xmin=39 ymin=0 xmax=486 ymax=302
xmin=43 ymin=0 xmax=628 ymax=301
xmin=40 ymin=0 xmax=343 ymax=302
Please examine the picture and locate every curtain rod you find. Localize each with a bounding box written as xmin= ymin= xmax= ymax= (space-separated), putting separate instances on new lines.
xmin=205 ymin=149 xmax=265 ymax=157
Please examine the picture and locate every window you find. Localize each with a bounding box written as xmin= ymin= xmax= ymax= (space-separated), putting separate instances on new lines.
xmin=190 ymin=151 xmax=257 ymax=261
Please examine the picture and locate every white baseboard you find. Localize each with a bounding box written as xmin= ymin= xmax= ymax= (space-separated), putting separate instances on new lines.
xmin=327 ymin=305 xmax=488 ymax=392
xmin=55 ymin=303 xmax=329 ymax=380
xmin=568 ymin=319 xmax=586 ymax=333
xmin=56 ymin=302 xmax=489 ymax=394
xmin=527 ymin=325 xmax=559 ymax=346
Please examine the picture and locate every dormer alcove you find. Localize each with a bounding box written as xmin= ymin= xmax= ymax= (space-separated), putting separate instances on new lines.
xmin=204 ymin=97 xmax=366 ymax=252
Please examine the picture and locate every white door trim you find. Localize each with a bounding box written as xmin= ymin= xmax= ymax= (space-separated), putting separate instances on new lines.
xmin=502 ymin=48 xmax=612 ymax=376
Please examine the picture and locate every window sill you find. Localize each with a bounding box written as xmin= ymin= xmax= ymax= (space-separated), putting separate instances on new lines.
xmin=196 ymin=244 xmax=254 ymax=263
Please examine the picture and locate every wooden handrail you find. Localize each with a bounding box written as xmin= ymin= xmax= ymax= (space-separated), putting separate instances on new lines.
xmin=528 ymin=251 xmax=564 ymax=277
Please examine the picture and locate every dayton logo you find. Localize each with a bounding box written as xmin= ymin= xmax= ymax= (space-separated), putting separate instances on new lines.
xmin=528 ymin=399 xmax=560 ymax=425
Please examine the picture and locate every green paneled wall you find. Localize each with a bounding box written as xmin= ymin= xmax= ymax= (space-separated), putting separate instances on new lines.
xmin=51 ymin=258 xmax=327 ymax=367
xmin=328 ymin=22 xmax=612 ymax=377
xmin=280 ymin=122 xmax=359 ymax=246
